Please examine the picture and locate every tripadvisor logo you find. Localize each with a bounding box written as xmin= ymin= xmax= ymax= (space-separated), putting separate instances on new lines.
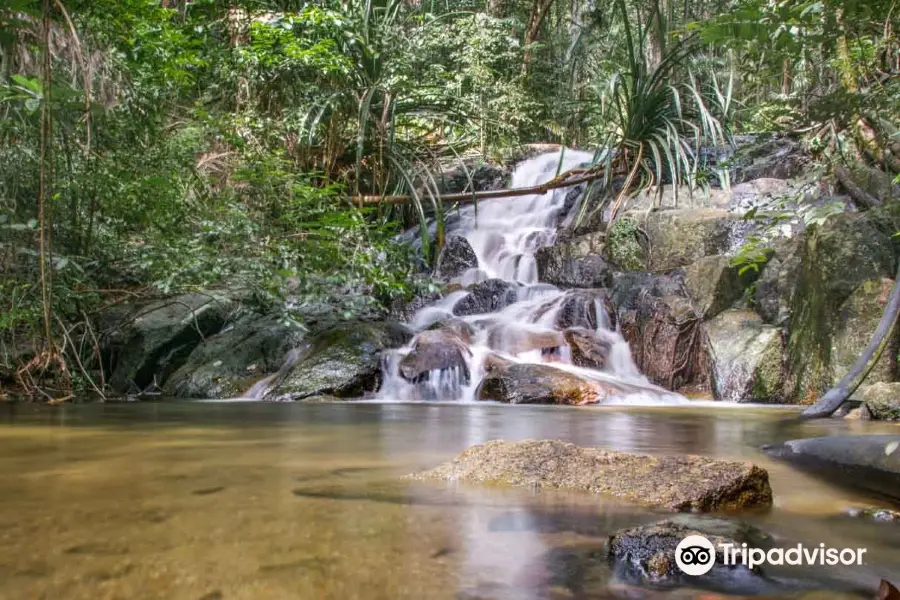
xmin=675 ymin=535 xmax=868 ymax=576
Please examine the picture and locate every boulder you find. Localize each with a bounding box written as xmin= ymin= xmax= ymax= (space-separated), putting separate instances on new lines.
xmin=754 ymin=237 xmax=802 ymax=325
xmin=264 ymin=321 xmax=412 ymax=401
xmin=485 ymin=326 xmax=564 ymax=356
xmin=831 ymin=279 xmax=900 ymax=386
xmin=535 ymin=232 xmax=612 ymax=288
xmin=555 ymin=289 xmax=617 ymax=331
xmin=785 ymin=208 xmax=900 ymax=403
xmin=410 ymin=440 xmax=773 ymax=511
xmin=476 ymin=364 xmax=605 ymax=405
xmin=706 ymin=310 xmax=785 ymax=402
xmin=635 ymin=208 xmax=739 ymax=271
xmin=399 ymin=329 xmax=471 ymax=384
xmin=613 ymin=273 xmax=710 ymax=393
xmin=856 ymin=382 xmax=900 ymax=421
xmin=765 ymin=436 xmax=900 ymax=502
xmin=608 ymin=515 xmax=772 ymax=590
xmin=437 ymin=159 xmax=510 ymax=194
xmin=388 ymin=290 xmax=443 ymax=323
xmin=564 ymin=328 xmax=612 ymax=369
xmin=435 ymin=235 xmax=478 ymax=281
xmin=453 ymin=279 xmax=519 ymax=316
xmin=164 ymin=313 xmax=307 ymax=398
xmin=684 ymin=255 xmax=765 ymax=320
xmin=101 ymin=291 xmax=238 ymax=392
xmin=426 ymin=318 xmax=475 ymax=344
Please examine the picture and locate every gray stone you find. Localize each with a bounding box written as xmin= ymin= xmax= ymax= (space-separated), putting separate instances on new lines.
xmin=399 ymin=328 xmax=471 ymax=384
xmin=264 ymin=321 xmax=412 ymax=401
xmin=856 ymin=382 xmax=900 ymax=421
xmin=684 ymin=255 xmax=765 ymax=320
xmin=453 ymin=279 xmax=519 ymax=316
xmin=435 ymin=235 xmax=478 ymax=281
xmin=563 ymin=328 xmax=611 ymax=370
xmin=636 ymin=208 xmax=739 ymax=271
xmin=706 ymin=310 xmax=784 ymax=402
xmin=765 ymin=435 xmax=900 ymax=501
xmin=101 ymin=291 xmax=238 ymax=392
xmin=164 ymin=313 xmax=307 ymax=399
xmin=535 ymin=232 xmax=612 ymax=288
xmin=410 ymin=439 xmax=773 ymax=511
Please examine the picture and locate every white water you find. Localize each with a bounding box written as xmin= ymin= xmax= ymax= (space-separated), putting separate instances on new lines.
xmin=380 ymin=150 xmax=685 ymax=405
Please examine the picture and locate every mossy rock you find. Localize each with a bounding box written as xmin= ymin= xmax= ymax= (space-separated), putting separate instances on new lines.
xmin=264 ymin=321 xmax=413 ymax=401
xmin=684 ymin=254 xmax=768 ymax=320
xmin=164 ymin=313 xmax=307 ymax=399
xmin=785 ymin=208 xmax=900 ymax=403
xmin=633 ymin=209 xmax=738 ymax=272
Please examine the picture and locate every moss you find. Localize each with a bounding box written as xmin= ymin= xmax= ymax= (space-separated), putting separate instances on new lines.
xmin=605 ymin=216 xmax=647 ymax=271
xmin=750 ymin=332 xmax=785 ymax=402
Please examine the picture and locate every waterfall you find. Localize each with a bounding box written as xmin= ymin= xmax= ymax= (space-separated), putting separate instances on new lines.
xmin=379 ymin=150 xmax=685 ymax=405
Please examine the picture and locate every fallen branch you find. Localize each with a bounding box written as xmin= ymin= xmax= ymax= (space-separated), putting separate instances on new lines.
xmin=801 ymin=263 xmax=900 ymax=419
xmin=347 ymin=164 xmax=613 ymax=206
xmin=834 ymin=164 xmax=882 ymax=209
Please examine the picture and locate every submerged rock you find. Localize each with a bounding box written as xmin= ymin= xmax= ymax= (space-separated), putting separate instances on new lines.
xmin=453 ymin=279 xmax=519 ymax=316
xmin=706 ymin=310 xmax=784 ymax=402
xmin=101 ymin=291 xmax=238 ymax=392
xmin=535 ymin=232 xmax=612 ymax=288
xmin=435 ymin=235 xmax=478 ymax=281
xmin=264 ymin=321 xmax=412 ymax=401
xmin=765 ymin=435 xmax=900 ymax=501
xmin=410 ymin=440 xmax=773 ymax=511
xmin=399 ymin=329 xmax=471 ymax=384
xmin=844 ymin=507 xmax=900 ymax=522
xmin=164 ymin=313 xmax=307 ymax=398
xmin=857 ymin=382 xmax=900 ymax=420
xmin=476 ymin=364 xmax=605 ymax=405
xmin=608 ymin=515 xmax=772 ymax=590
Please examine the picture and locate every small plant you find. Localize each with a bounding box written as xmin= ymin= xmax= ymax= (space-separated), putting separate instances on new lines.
xmin=606 ymin=216 xmax=645 ymax=271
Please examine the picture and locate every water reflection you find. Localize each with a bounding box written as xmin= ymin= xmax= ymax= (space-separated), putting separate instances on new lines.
xmin=0 ymin=401 xmax=897 ymax=599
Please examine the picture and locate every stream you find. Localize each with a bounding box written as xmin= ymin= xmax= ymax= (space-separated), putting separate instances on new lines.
xmin=1 ymin=401 xmax=898 ymax=599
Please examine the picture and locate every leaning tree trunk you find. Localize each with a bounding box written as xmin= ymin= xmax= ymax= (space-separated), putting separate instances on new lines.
xmin=801 ymin=262 xmax=900 ymax=419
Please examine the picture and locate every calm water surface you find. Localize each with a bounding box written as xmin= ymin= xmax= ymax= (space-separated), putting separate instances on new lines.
xmin=1 ymin=401 xmax=898 ymax=600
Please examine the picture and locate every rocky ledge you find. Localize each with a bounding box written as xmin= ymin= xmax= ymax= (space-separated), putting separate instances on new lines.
xmin=409 ymin=439 xmax=772 ymax=511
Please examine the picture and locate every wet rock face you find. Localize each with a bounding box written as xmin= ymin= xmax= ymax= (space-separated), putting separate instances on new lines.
xmin=765 ymin=435 xmax=900 ymax=502
xmin=485 ymin=326 xmax=563 ymax=356
xmin=164 ymin=313 xmax=307 ymax=399
xmin=684 ymin=255 xmax=765 ymax=320
xmin=785 ymin=208 xmax=900 ymax=403
xmin=831 ymin=279 xmax=900 ymax=386
xmin=705 ymin=310 xmax=784 ymax=402
xmin=453 ymin=279 xmax=519 ymax=316
xmin=100 ymin=291 xmax=238 ymax=392
xmin=264 ymin=321 xmax=412 ymax=401
xmin=399 ymin=329 xmax=471 ymax=384
xmin=612 ymin=273 xmax=710 ymax=394
xmin=476 ymin=364 xmax=604 ymax=405
xmin=754 ymin=238 xmax=802 ymax=326
xmin=553 ymin=289 xmax=617 ymax=330
xmin=535 ymin=232 xmax=612 ymax=288
xmin=564 ymin=328 xmax=612 ymax=370
xmin=435 ymin=235 xmax=478 ymax=281
xmin=410 ymin=440 xmax=773 ymax=511
xmin=857 ymin=382 xmax=900 ymax=420
xmin=608 ymin=516 xmax=772 ymax=590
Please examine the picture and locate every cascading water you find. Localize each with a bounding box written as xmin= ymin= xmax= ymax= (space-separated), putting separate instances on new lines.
xmin=380 ymin=150 xmax=685 ymax=405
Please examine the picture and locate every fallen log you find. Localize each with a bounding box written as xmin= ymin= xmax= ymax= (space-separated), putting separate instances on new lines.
xmin=347 ymin=164 xmax=613 ymax=207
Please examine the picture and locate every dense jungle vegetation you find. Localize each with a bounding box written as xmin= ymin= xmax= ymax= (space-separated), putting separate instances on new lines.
xmin=0 ymin=0 xmax=898 ymax=398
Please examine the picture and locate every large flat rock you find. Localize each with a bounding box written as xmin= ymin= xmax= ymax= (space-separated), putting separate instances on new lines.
xmin=765 ymin=435 xmax=900 ymax=501
xmin=409 ymin=440 xmax=772 ymax=511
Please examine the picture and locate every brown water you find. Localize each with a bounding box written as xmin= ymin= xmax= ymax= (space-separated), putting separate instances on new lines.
xmin=1 ymin=401 xmax=898 ymax=600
